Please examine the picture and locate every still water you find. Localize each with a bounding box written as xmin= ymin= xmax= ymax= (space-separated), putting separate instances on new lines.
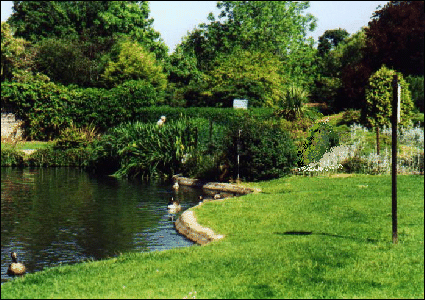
xmin=1 ymin=167 xmax=203 ymax=283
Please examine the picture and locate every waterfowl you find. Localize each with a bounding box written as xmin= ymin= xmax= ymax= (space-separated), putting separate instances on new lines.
xmin=157 ymin=116 xmax=166 ymax=126
xmin=173 ymin=182 xmax=179 ymax=190
xmin=7 ymin=252 xmax=26 ymax=276
xmin=198 ymin=195 xmax=204 ymax=205
xmin=167 ymin=197 xmax=181 ymax=213
xmin=214 ymin=193 xmax=221 ymax=200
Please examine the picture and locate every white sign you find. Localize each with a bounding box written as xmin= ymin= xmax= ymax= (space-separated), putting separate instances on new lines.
xmin=233 ymin=99 xmax=248 ymax=110
xmin=397 ymin=84 xmax=401 ymax=123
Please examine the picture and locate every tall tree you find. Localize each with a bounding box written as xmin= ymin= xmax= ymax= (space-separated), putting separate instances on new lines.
xmin=101 ymin=38 xmax=167 ymax=93
xmin=365 ymin=1 xmax=424 ymax=76
xmin=8 ymin=1 xmax=168 ymax=87
xmin=317 ymin=28 xmax=349 ymax=57
xmin=175 ymin=1 xmax=317 ymax=106
xmin=1 ymin=22 xmax=27 ymax=81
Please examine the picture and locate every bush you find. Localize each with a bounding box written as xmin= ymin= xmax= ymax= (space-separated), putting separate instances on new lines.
xmin=337 ymin=109 xmax=361 ymax=126
xmin=340 ymin=156 xmax=368 ymax=174
xmin=222 ymin=117 xmax=298 ymax=181
xmin=1 ymin=149 xmax=24 ymax=166
xmin=53 ymin=124 xmax=99 ymax=150
xmin=299 ymin=122 xmax=340 ymax=166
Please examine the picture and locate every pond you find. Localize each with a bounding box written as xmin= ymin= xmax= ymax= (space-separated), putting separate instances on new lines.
xmin=1 ymin=167 xmax=203 ymax=284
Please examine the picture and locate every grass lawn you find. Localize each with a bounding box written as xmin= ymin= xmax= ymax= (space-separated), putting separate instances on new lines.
xmin=1 ymin=141 xmax=53 ymax=151
xmin=1 ymin=174 xmax=423 ymax=299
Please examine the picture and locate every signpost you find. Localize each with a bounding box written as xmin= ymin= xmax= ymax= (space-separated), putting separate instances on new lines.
xmin=233 ymin=99 xmax=247 ymax=182
xmin=233 ymin=99 xmax=248 ymax=110
xmin=391 ymin=75 xmax=399 ymax=244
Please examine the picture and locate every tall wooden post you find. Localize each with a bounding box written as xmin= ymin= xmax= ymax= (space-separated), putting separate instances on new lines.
xmin=391 ymin=75 xmax=398 ymax=244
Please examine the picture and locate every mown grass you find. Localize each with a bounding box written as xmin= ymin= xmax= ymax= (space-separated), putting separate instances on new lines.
xmin=2 ymin=174 xmax=423 ymax=299
xmin=1 ymin=141 xmax=53 ymax=151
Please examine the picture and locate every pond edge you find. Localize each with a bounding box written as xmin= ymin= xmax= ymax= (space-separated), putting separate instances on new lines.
xmin=173 ymin=176 xmax=260 ymax=245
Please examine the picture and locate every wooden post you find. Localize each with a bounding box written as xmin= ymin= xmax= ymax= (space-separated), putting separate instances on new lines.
xmin=391 ymin=74 xmax=398 ymax=244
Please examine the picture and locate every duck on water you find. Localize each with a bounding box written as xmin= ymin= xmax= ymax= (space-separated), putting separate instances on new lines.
xmin=7 ymin=252 xmax=26 ymax=276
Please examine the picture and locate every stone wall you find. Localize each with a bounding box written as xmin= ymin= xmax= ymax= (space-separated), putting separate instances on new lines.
xmin=1 ymin=113 xmax=24 ymax=140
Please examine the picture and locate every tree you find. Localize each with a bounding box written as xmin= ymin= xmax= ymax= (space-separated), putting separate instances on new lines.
xmin=312 ymin=29 xmax=366 ymax=110
xmin=165 ymin=44 xmax=206 ymax=106
xmin=8 ymin=1 xmax=168 ymax=87
xmin=317 ymin=28 xmax=349 ymax=57
xmin=365 ymin=1 xmax=424 ymax=76
xmin=1 ymin=22 xmax=27 ymax=81
xmin=176 ymin=1 xmax=318 ymax=106
xmin=8 ymin=1 xmax=167 ymax=57
xmin=101 ymin=39 xmax=167 ymax=97
xmin=205 ymin=48 xmax=285 ymax=107
xmin=363 ymin=65 xmax=413 ymax=155
xmin=8 ymin=1 xmax=77 ymax=42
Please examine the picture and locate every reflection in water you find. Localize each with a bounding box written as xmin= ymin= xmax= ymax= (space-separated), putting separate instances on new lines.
xmin=1 ymin=168 xmax=203 ymax=284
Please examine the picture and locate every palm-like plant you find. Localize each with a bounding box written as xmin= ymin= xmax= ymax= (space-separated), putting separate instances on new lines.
xmin=276 ymin=84 xmax=309 ymax=121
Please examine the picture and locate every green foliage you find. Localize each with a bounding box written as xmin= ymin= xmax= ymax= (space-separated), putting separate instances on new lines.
xmin=34 ymin=36 xmax=115 ymax=87
xmin=205 ymin=48 xmax=285 ymax=107
xmin=101 ymin=39 xmax=167 ymax=95
xmin=275 ymin=84 xmax=309 ymax=120
xmin=406 ymin=75 xmax=424 ymax=113
xmin=8 ymin=1 xmax=77 ymax=42
xmin=337 ymin=109 xmax=361 ymax=127
xmin=1 ymin=79 xmax=164 ymax=140
xmin=177 ymin=1 xmax=318 ymax=106
xmin=317 ymin=28 xmax=349 ymax=56
xmin=339 ymin=156 xmax=368 ymax=174
xmin=1 ymin=80 xmax=73 ymax=140
xmin=363 ymin=65 xmax=414 ymax=129
xmin=53 ymin=124 xmax=99 ymax=150
xmin=312 ymin=29 xmax=368 ymax=111
xmin=8 ymin=1 xmax=167 ymax=60
xmin=222 ymin=117 xmax=298 ymax=181
xmin=90 ymin=119 xmax=198 ymax=178
xmin=26 ymin=148 xmax=93 ymax=167
xmin=0 ymin=149 xmax=24 ymax=167
xmin=1 ymin=21 xmax=30 ymax=82
xmin=299 ymin=122 xmax=340 ymax=166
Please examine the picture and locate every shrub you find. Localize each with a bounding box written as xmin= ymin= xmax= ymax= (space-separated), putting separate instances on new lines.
xmin=1 ymin=149 xmax=24 ymax=167
xmin=222 ymin=117 xmax=298 ymax=181
xmin=53 ymin=123 xmax=99 ymax=150
xmin=340 ymin=156 xmax=368 ymax=174
xmin=337 ymin=109 xmax=361 ymax=126
xmin=362 ymin=65 xmax=414 ymax=129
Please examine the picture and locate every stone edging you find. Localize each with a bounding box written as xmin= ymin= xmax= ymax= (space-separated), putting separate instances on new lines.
xmin=174 ymin=176 xmax=261 ymax=245
xmin=173 ymin=175 xmax=261 ymax=195
xmin=175 ymin=210 xmax=225 ymax=245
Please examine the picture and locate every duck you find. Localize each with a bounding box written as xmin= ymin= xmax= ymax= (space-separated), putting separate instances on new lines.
xmin=172 ymin=182 xmax=179 ymax=190
xmin=214 ymin=193 xmax=221 ymax=200
xmin=167 ymin=197 xmax=181 ymax=213
xmin=198 ymin=195 xmax=204 ymax=205
xmin=7 ymin=252 xmax=26 ymax=276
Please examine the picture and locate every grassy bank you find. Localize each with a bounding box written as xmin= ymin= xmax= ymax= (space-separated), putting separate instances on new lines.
xmin=2 ymin=174 xmax=423 ymax=299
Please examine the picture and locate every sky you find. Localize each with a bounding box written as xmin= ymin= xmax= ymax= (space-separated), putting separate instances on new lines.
xmin=1 ymin=1 xmax=389 ymax=53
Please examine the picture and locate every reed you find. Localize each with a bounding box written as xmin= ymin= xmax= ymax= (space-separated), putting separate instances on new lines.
xmin=93 ymin=119 xmax=198 ymax=178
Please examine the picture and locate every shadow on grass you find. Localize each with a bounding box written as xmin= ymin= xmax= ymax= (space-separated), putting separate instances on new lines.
xmin=274 ymin=231 xmax=379 ymax=243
